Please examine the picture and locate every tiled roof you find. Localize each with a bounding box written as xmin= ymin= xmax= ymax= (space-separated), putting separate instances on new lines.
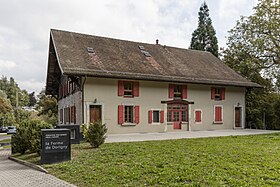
xmin=47 ymin=29 xmax=260 ymax=93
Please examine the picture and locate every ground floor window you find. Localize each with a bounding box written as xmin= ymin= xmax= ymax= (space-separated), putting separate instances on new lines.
xmin=195 ymin=110 xmax=202 ymax=123
xmin=167 ymin=104 xmax=188 ymax=122
xmin=214 ymin=105 xmax=223 ymax=123
xmin=148 ymin=110 xmax=164 ymax=123
xmin=59 ymin=109 xmax=63 ymax=124
xmin=118 ymin=105 xmax=140 ymax=125
xmin=124 ymin=106 xmax=134 ymax=123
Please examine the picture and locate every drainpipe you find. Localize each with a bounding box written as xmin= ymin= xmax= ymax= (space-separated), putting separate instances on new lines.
xmin=81 ymin=76 xmax=87 ymax=124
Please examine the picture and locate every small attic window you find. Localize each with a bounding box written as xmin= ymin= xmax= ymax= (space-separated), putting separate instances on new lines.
xmin=87 ymin=47 xmax=94 ymax=53
xmin=138 ymin=45 xmax=145 ymax=50
xmin=142 ymin=51 xmax=151 ymax=57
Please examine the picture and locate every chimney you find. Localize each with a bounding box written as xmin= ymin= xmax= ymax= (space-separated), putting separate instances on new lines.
xmin=156 ymin=39 xmax=159 ymax=45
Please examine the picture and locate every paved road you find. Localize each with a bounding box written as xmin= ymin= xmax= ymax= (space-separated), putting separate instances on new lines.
xmin=0 ymin=149 xmax=76 ymax=187
xmin=106 ymin=129 xmax=279 ymax=143
xmin=0 ymin=134 xmax=11 ymax=141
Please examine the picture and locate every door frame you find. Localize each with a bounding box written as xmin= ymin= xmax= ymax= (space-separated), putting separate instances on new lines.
xmin=233 ymin=105 xmax=243 ymax=129
xmin=86 ymin=102 xmax=104 ymax=124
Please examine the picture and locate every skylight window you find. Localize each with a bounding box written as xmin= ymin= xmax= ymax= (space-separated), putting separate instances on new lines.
xmin=138 ymin=45 xmax=145 ymax=50
xmin=138 ymin=45 xmax=151 ymax=57
xmin=87 ymin=47 xmax=94 ymax=53
xmin=142 ymin=51 xmax=151 ymax=57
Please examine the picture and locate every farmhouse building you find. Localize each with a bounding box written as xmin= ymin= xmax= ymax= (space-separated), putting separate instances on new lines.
xmin=46 ymin=29 xmax=260 ymax=134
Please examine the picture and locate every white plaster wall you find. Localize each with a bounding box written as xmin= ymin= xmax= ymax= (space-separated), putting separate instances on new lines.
xmin=83 ymin=77 xmax=245 ymax=134
xmin=188 ymin=84 xmax=245 ymax=131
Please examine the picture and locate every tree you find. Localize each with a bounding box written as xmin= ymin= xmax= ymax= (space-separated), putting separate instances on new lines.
xmin=29 ymin=92 xmax=37 ymax=106
xmin=223 ymin=0 xmax=280 ymax=130
xmin=37 ymin=89 xmax=57 ymax=126
xmin=190 ymin=2 xmax=219 ymax=57
xmin=0 ymin=76 xmax=29 ymax=108
xmin=0 ymin=92 xmax=12 ymax=114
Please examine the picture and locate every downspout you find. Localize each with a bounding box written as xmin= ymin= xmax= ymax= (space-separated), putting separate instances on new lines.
xmin=81 ymin=76 xmax=87 ymax=124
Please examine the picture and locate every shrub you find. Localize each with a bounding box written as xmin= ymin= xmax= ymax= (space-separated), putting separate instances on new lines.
xmin=11 ymin=123 xmax=29 ymax=154
xmin=27 ymin=119 xmax=52 ymax=154
xmin=84 ymin=121 xmax=107 ymax=148
xmin=11 ymin=119 xmax=52 ymax=155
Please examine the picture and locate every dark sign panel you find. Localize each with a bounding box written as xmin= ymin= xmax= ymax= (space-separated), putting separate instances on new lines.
xmin=41 ymin=129 xmax=71 ymax=164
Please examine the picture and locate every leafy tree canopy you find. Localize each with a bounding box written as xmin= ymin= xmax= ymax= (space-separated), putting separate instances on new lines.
xmin=37 ymin=89 xmax=58 ymax=125
xmin=0 ymin=76 xmax=30 ymax=108
xmin=190 ymin=1 xmax=219 ymax=57
xmin=223 ymin=0 xmax=280 ymax=130
xmin=224 ymin=0 xmax=280 ymax=90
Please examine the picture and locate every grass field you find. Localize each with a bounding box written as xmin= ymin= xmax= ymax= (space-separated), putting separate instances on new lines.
xmin=15 ymin=133 xmax=280 ymax=186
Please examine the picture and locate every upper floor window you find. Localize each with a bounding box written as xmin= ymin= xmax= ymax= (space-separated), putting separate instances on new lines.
xmin=124 ymin=82 xmax=133 ymax=96
xmin=169 ymin=84 xmax=187 ymax=99
xmin=118 ymin=80 xmax=139 ymax=97
xmin=211 ymin=87 xmax=225 ymax=101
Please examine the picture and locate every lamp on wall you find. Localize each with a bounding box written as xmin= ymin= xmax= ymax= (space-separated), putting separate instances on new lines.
xmin=94 ymin=98 xmax=97 ymax=103
xmin=237 ymin=102 xmax=240 ymax=106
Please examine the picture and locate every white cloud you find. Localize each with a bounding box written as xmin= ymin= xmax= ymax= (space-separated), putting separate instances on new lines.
xmin=0 ymin=59 xmax=17 ymax=70
xmin=0 ymin=0 xmax=258 ymax=94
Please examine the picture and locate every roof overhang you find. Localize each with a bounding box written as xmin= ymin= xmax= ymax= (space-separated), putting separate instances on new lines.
xmin=45 ymin=33 xmax=63 ymax=97
xmin=63 ymin=68 xmax=262 ymax=88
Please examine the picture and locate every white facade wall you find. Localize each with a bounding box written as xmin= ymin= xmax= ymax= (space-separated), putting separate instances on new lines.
xmin=83 ymin=77 xmax=246 ymax=134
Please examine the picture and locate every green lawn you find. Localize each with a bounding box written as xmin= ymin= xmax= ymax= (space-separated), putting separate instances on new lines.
xmin=15 ymin=133 xmax=280 ymax=186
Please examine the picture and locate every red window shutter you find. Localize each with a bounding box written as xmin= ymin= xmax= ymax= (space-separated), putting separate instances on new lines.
xmin=182 ymin=85 xmax=187 ymax=99
xmin=148 ymin=110 xmax=153 ymax=123
xmin=211 ymin=87 xmax=215 ymax=100
xmin=169 ymin=84 xmax=174 ymax=98
xmin=195 ymin=111 xmax=201 ymax=122
xmin=133 ymin=81 xmax=139 ymax=97
xmin=67 ymin=81 xmax=70 ymax=95
xmin=64 ymin=83 xmax=66 ymax=96
xmin=118 ymin=105 xmax=124 ymax=124
xmin=118 ymin=81 xmax=124 ymax=96
xmin=73 ymin=106 xmax=76 ymax=124
xmin=221 ymin=88 xmax=225 ymax=100
xmin=134 ymin=106 xmax=140 ymax=124
xmin=160 ymin=110 xmax=164 ymax=123
xmin=215 ymin=107 xmax=222 ymax=122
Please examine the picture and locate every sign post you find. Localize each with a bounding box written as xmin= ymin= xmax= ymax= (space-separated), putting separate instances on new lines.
xmin=41 ymin=129 xmax=71 ymax=164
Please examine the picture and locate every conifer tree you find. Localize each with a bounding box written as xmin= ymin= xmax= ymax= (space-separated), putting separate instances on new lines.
xmin=190 ymin=2 xmax=219 ymax=57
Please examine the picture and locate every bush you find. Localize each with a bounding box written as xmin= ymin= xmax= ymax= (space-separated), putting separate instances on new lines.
xmin=27 ymin=119 xmax=52 ymax=154
xmin=84 ymin=121 xmax=107 ymax=148
xmin=11 ymin=119 xmax=52 ymax=155
xmin=11 ymin=124 xmax=29 ymax=154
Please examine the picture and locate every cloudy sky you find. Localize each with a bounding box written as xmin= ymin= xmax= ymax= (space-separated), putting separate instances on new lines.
xmin=0 ymin=0 xmax=257 ymax=94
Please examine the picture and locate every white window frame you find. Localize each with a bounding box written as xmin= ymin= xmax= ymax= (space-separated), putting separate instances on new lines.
xmin=150 ymin=109 xmax=162 ymax=125
xmin=85 ymin=102 xmax=105 ymax=125
xmin=213 ymin=105 xmax=223 ymax=124
xmin=194 ymin=109 xmax=202 ymax=124
xmin=122 ymin=103 xmax=136 ymax=126
xmin=233 ymin=105 xmax=244 ymax=129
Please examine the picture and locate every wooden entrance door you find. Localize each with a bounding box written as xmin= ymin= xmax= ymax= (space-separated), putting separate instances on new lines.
xmin=235 ymin=107 xmax=242 ymax=128
xmin=90 ymin=105 xmax=102 ymax=123
xmin=173 ymin=111 xmax=182 ymax=129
